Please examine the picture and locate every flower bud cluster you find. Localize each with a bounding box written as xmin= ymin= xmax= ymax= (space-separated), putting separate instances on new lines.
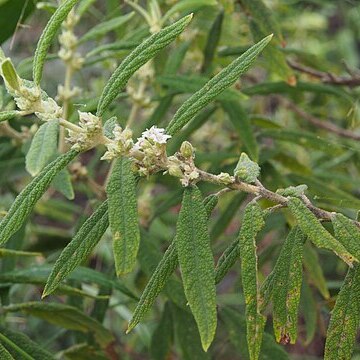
xmin=66 ymin=111 xmax=103 ymax=151
xmin=58 ymin=10 xmax=83 ymax=71
xmin=11 ymin=81 xmax=62 ymax=120
xmin=166 ymin=141 xmax=200 ymax=186
xmin=101 ymin=125 xmax=134 ymax=160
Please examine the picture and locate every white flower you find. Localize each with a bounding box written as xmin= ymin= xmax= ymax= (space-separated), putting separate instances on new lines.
xmin=138 ymin=126 xmax=171 ymax=145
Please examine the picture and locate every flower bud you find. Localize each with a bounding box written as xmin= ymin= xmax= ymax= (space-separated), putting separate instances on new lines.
xmin=180 ymin=141 xmax=194 ymax=159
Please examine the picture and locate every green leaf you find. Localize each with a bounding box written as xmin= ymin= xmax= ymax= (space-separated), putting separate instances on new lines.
xmin=239 ymin=0 xmax=295 ymax=84
xmin=106 ymin=157 xmax=140 ymax=275
xmin=324 ymin=264 xmax=360 ymax=360
xmin=163 ymin=0 xmax=217 ymax=23
xmin=332 ymin=213 xmax=360 ymax=260
xmin=1 ymin=58 xmax=21 ymax=91
xmin=234 ymin=152 xmax=261 ymax=183
xmin=0 ymin=248 xmax=41 ymax=257
xmin=287 ymin=197 xmax=356 ymax=266
xmin=248 ymin=19 xmax=294 ymax=84
xmin=96 ymin=14 xmax=192 ymax=116
xmin=0 ymin=150 xmax=78 ymax=247
xmin=43 ymin=200 xmax=109 ymax=297
xmin=77 ymin=0 xmax=97 ymax=17
xmin=150 ymin=302 xmax=173 ymax=360
xmin=221 ymin=307 xmax=289 ymax=360
xmin=271 ymin=227 xmax=305 ymax=344
xmin=211 ymin=193 xmax=245 ymax=241
xmin=78 ymin=12 xmax=135 ymax=43
xmin=300 ymin=281 xmax=317 ymax=345
xmin=0 ymin=326 xmax=54 ymax=360
xmin=221 ymin=100 xmax=259 ymax=161
xmin=0 ymin=265 xmax=137 ymax=300
xmin=58 ymin=344 xmax=108 ymax=360
xmin=165 ymin=34 xmax=272 ymax=136
xmin=3 ymin=302 xmax=114 ymax=348
xmin=0 ymin=111 xmax=18 ymax=122
xmin=156 ymin=75 xmax=246 ymax=102
xmin=127 ymin=194 xmax=218 ymax=333
xmin=0 ymin=343 xmax=13 ymax=360
xmin=215 ymin=238 xmax=239 ymax=284
xmin=175 ymin=186 xmax=217 ymax=351
xmin=238 ymin=201 xmax=266 ymax=360
xmin=52 ymin=168 xmax=74 ymax=200
xmin=171 ymin=303 xmax=210 ymax=360
xmin=302 ymin=242 xmax=330 ymax=299
xmin=33 ymin=0 xmax=80 ymax=85
xmin=25 ymin=119 xmax=59 ymax=176
xmin=201 ymin=10 xmax=224 ymax=74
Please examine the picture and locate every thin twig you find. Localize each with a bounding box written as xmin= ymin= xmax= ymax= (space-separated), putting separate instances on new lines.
xmin=287 ymin=59 xmax=360 ymax=87
xmin=282 ymin=98 xmax=360 ymax=141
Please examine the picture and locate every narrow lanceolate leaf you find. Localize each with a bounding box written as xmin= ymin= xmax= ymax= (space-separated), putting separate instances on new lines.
xmin=0 ymin=248 xmax=41 ymax=257
xmin=324 ymin=264 xmax=360 ymax=360
xmin=175 ymin=186 xmax=217 ymax=351
xmin=166 ymin=34 xmax=273 ymax=136
xmin=302 ymin=242 xmax=330 ymax=299
xmin=127 ymin=194 xmax=218 ymax=333
xmin=215 ymin=239 xmax=239 ymax=284
xmin=0 ymin=150 xmax=78 ymax=247
xmin=287 ymin=197 xmax=356 ymax=266
xmin=150 ymin=302 xmax=173 ymax=360
xmin=0 ymin=326 xmax=54 ymax=360
xmin=332 ymin=213 xmax=360 ymax=260
xmin=96 ymin=14 xmax=192 ymax=116
xmin=43 ymin=200 xmax=109 ymax=298
xmin=271 ymin=227 xmax=306 ymax=344
xmin=78 ymin=12 xmax=134 ymax=43
xmin=3 ymin=302 xmax=114 ymax=348
xmin=221 ymin=100 xmax=258 ymax=161
xmin=33 ymin=0 xmax=79 ymax=85
xmin=238 ymin=201 xmax=266 ymax=360
xmin=0 ymin=111 xmax=18 ymax=122
xmin=25 ymin=119 xmax=59 ymax=176
xmin=106 ymin=157 xmax=140 ymax=275
xmin=201 ymin=10 xmax=224 ymax=74
xmin=171 ymin=303 xmax=210 ymax=360
xmin=0 ymin=343 xmax=13 ymax=360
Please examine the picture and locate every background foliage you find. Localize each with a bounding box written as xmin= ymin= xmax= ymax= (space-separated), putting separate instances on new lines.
xmin=1 ymin=0 xmax=360 ymax=359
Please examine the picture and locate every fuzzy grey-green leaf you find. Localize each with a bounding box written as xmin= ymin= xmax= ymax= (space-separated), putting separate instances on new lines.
xmin=0 ymin=150 xmax=78 ymax=247
xmin=332 ymin=213 xmax=360 ymax=260
xmin=106 ymin=157 xmax=140 ymax=275
xmin=33 ymin=0 xmax=80 ymax=85
xmin=287 ymin=197 xmax=357 ymax=266
xmin=0 ymin=110 xmax=19 ymax=123
xmin=238 ymin=201 xmax=266 ymax=360
xmin=3 ymin=302 xmax=114 ymax=348
xmin=324 ymin=264 xmax=360 ymax=360
xmin=43 ymin=200 xmax=109 ymax=297
xmin=96 ymin=14 xmax=192 ymax=116
xmin=175 ymin=186 xmax=217 ymax=351
xmin=166 ymin=34 xmax=273 ymax=136
xmin=78 ymin=12 xmax=134 ymax=43
xmin=26 ymin=119 xmax=59 ymax=176
xmin=271 ymin=227 xmax=305 ymax=344
xmin=127 ymin=194 xmax=218 ymax=333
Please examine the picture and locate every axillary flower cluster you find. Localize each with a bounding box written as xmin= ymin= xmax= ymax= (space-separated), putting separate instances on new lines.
xmin=101 ymin=124 xmax=201 ymax=185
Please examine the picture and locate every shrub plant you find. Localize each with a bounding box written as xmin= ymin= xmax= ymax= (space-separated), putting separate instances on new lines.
xmin=0 ymin=0 xmax=360 ymax=359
